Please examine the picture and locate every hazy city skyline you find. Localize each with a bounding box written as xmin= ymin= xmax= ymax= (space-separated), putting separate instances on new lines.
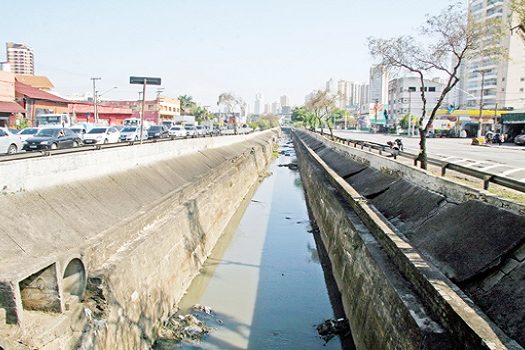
xmin=2 ymin=0 xmax=448 ymax=108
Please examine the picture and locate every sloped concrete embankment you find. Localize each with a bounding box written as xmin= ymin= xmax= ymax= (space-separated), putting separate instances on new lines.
xmin=0 ymin=130 xmax=278 ymax=349
xmin=293 ymin=129 xmax=525 ymax=349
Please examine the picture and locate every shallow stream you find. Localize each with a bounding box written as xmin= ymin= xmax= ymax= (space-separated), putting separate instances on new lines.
xmin=155 ymin=136 xmax=353 ymax=349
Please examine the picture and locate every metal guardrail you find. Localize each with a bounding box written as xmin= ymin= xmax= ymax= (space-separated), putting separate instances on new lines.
xmin=0 ymin=132 xmax=253 ymax=163
xmin=318 ymin=132 xmax=525 ymax=194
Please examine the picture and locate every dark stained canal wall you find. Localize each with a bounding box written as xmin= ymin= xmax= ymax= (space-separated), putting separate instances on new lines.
xmin=293 ymin=129 xmax=525 ymax=350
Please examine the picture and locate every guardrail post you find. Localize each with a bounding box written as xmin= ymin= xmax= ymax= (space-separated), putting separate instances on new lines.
xmin=483 ymin=175 xmax=492 ymax=191
xmin=441 ymin=164 xmax=448 ymax=177
xmin=413 ymin=158 xmax=418 ymax=167
xmin=379 ymin=147 xmax=383 ymax=156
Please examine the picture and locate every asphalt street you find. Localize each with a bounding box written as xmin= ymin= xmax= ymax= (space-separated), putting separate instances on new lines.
xmin=333 ymin=130 xmax=525 ymax=182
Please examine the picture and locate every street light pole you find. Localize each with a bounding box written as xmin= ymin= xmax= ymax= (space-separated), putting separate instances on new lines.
xmin=91 ymin=77 xmax=101 ymax=124
xmin=140 ymin=79 xmax=147 ymax=144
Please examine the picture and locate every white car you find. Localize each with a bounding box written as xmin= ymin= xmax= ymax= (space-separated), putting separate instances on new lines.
xmin=196 ymin=125 xmax=207 ymax=136
xmin=83 ymin=126 xmax=120 ymax=144
xmin=184 ymin=125 xmax=196 ymax=137
xmin=70 ymin=126 xmax=88 ymax=140
xmin=169 ymin=125 xmax=186 ymax=137
xmin=119 ymin=126 xmax=148 ymax=142
xmin=17 ymin=127 xmax=40 ymax=142
xmin=0 ymin=127 xmax=23 ymax=154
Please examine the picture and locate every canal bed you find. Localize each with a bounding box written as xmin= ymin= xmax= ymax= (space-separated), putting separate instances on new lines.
xmin=156 ymin=137 xmax=351 ymax=349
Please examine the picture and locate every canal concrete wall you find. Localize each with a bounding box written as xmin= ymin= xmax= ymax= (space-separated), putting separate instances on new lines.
xmin=293 ymin=129 xmax=525 ymax=349
xmin=0 ymin=130 xmax=278 ymax=349
xmin=0 ymin=133 xmax=269 ymax=194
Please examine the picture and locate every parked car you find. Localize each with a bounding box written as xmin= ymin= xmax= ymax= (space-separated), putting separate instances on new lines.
xmin=17 ymin=127 xmax=40 ymax=142
xmin=169 ymin=125 xmax=186 ymax=137
xmin=162 ymin=120 xmax=175 ymax=129
xmin=514 ymin=133 xmax=525 ymax=146
xmin=23 ymin=127 xmax=81 ymax=151
xmin=184 ymin=125 xmax=196 ymax=137
xmin=119 ymin=126 xmax=148 ymax=142
xmin=83 ymin=126 xmax=120 ymax=144
xmin=147 ymin=125 xmax=170 ymax=139
xmin=70 ymin=126 xmax=88 ymax=140
xmin=195 ymin=125 xmax=207 ymax=136
xmin=0 ymin=127 xmax=23 ymax=154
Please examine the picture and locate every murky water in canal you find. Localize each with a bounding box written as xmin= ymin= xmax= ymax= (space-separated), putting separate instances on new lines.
xmin=155 ymin=136 xmax=351 ymax=349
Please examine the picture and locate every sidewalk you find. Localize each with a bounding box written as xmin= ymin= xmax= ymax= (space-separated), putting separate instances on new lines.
xmin=479 ymin=143 xmax=525 ymax=151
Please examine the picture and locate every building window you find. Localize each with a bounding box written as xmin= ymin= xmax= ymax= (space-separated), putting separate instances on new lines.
xmin=428 ymin=87 xmax=436 ymax=92
xmin=521 ymin=78 xmax=525 ymax=82
xmin=521 ymin=88 xmax=524 ymax=92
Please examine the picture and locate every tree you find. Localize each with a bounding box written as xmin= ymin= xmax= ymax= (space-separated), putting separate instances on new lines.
xmin=217 ymin=92 xmax=246 ymax=134
xmin=368 ymin=3 xmax=505 ymax=169
xmin=192 ymin=105 xmax=211 ymax=124
xmin=178 ymin=95 xmax=196 ymax=116
xmin=291 ymin=106 xmax=313 ymax=129
xmin=304 ymin=90 xmax=337 ymax=137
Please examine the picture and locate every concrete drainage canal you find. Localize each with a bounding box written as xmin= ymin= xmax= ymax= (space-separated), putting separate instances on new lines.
xmin=153 ymin=134 xmax=355 ymax=349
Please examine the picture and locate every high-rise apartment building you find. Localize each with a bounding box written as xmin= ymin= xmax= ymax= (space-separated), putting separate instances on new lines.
xmin=271 ymin=101 xmax=281 ymax=115
xmin=326 ymin=78 xmax=338 ymax=96
xmin=254 ymin=93 xmax=263 ymax=115
xmin=369 ymin=64 xmax=389 ymax=107
xmin=460 ymin=0 xmax=525 ymax=110
xmin=336 ymin=80 xmax=351 ymax=108
xmin=279 ymin=95 xmax=289 ymax=108
xmin=5 ymin=42 xmax=34 ymax=75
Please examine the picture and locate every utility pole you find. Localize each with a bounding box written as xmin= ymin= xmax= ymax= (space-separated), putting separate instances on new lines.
xmin=408 ymin=89 xmax=413 ymax=137
xmin=474 ymin=69 xmax=490 ymax=137
xmin=494 ymin=103 xmax=499 ymax=132
xmin=91 ymin=77 xmax=101 ymax=124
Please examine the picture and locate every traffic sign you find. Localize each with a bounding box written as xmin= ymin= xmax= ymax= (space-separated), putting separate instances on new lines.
xmin=129 ymin=76 xmax=161 ymax=85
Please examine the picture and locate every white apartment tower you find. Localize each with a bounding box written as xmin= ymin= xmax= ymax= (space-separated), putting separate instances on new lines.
xmin=279 ymin=95 xmax=289 ymax=108
xmin=326 ymin=78 xmax=338 ymax=96
xmin=461 ymin=0 xmax=525 ymax=110
xmin=369 ymin=64 xmax=389 ymax=107
xmin=6 ymin=42 xmax=34 ymax=75
xmin=254 ymin=93 xmax=263 ymax=115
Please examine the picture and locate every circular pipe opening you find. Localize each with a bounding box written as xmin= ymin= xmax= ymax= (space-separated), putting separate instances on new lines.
xmin=62 ymin=258 xmax=86 ymax=298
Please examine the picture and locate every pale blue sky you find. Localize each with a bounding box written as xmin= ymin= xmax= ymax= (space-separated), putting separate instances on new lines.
xmin=1 ymin=0 xmax=450 ymax=108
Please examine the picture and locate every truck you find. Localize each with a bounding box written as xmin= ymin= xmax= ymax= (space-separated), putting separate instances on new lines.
xmin=35 ymin=113 xmax=72 ymax=128
xmin=173 ymin=115 xmax=196 ymax=125
xmin=123 ymin=117 xmax=153 ymax=130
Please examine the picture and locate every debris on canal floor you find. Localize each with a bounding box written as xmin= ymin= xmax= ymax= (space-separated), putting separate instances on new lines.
xmin=316 ymin=318 xmax=351 ymax=344
xmin=157 ymin=307 xmax=213 ymax=343
xmin=192 ymin=303 xmax=213 ymax=315
xmin=278 ymin=162 xmax=299 ymax=170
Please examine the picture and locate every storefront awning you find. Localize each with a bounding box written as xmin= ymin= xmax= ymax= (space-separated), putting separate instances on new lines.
xmin=0 ymin=101 xmax=25 ymax=113
xmin=502 ymin=113 xmax=525 ymax=124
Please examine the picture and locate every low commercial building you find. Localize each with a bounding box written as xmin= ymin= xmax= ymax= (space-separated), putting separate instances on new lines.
xmin=0 ymin=71 xmax=24 ymax=127
xmin=501 ymin=111 xmax=525 ymax=141
xmin=69 ymin=102 xmax=133 ymax=125
xmin=15 ymin=80 xmax=69 ymax=126
xmin=105 ymin=96 xmax=181 ymax=125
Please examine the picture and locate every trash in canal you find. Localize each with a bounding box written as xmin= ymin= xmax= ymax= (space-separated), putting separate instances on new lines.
xmin=278 ymin=163 xmax=299 ymax=170
xmin=316 ymin=318 xmax=351 ymax=344
xmin=156 ymin=304 xmax=217 ymax=344
xmin=193 ymin=303 xmax=213 ymax=315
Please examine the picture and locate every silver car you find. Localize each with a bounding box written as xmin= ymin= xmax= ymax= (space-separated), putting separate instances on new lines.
xmin=0 ymin=127 xmax=23 ymax=154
